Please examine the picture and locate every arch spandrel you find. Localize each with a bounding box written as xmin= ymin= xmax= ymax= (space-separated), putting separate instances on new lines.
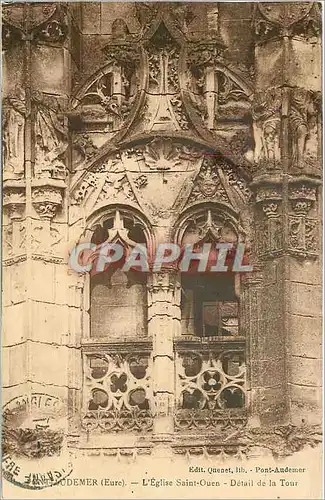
xmin=68 ymin=136 xmax=253 ymax=241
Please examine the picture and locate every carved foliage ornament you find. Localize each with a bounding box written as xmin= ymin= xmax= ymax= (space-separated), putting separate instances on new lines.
xmin=71 ymin=160 xmax=137 ymax=210
xmin=3 ymin=187 xmax=26 ymax=220
xmin=32 ymin=187 xmax=63 ymax=220
xmin=126 ymin=138 xmax=202 ymax=171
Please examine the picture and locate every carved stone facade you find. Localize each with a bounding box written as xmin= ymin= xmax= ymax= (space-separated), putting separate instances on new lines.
xmin=1 ymin=1 xmax=322 ymax=469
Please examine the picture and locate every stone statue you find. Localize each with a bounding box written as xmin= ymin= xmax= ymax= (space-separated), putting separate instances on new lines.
xmin=2 ymin=88 xmax=26 ymax=176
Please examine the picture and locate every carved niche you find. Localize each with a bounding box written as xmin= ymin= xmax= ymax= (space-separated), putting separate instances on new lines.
xmin=251 ymin=86 xmax=321 ymax=174
xmin=143 ymin=21 xmax=189 ymax=131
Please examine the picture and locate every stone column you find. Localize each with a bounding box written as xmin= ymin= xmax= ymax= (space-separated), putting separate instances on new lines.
xmin=148 ymin=269 xmax=180 ymax=439
xmin=2 ymin=4 xmax=83 ymax=428
xmin=252 ymin=2 xmax=322 ymax=425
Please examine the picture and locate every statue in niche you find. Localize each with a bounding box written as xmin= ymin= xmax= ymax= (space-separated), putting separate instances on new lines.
xmin=251 ymin=89 xmax=282 ymax=169
xmin=32 ymin=91 xmax=67 ymax=179
xmin=290 ymin=89 xmax=321 ymax=170
xmin=2 ymin=88 xmax=26 ymax=176
xmin=262 ymin=118 xmax=281 ymax=165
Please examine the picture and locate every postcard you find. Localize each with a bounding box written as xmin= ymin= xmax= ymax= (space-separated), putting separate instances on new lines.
xmin=1 ymin=1 xmax=323 ymax=499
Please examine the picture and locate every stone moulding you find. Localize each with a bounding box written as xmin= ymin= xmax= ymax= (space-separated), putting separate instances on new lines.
xmin=67 ymin=423 xmax=322 ymax=460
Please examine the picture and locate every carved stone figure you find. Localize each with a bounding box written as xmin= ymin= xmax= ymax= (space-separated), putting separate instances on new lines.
xmin=289 ymin=89 xmax=321 ymax=170
xmin=2 ymin=89 xmax=26 ymax=176
xmin=251 ymin=88 xmax=282 ymax=169
xmin=32 ymin=92 xmax=68 ymax=179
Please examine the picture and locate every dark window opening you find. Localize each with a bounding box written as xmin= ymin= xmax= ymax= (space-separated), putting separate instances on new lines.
xmin=181 ymin=274 xmax=239 ymax=338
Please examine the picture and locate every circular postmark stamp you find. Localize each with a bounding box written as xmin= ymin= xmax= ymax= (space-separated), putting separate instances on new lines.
xmin=2 ymin=393 xmax=73 ymax=490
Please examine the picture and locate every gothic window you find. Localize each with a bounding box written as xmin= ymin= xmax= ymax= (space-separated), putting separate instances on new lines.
xmin=174 ymin=207 xmax=246 ymax=431
xmin=89 ymin=211 xmax=148 ymax=340
xmin=82 ymin=210 xmax=153 ymax=434
xmin=90 ymin=269 xmax=147 ymax=340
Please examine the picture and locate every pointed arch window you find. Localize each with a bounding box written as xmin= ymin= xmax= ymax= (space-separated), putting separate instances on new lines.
xmin=179 ymin=208 xmax=241 ymax=339
xmin=89 ymin=210 xmax=148 ymax=340
xmin=174 ymin=207 xmax=247 ymax=431
xmin=82 ymin=209 xmax=153 ymax=435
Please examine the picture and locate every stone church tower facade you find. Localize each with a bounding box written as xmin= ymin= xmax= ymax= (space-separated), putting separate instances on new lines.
xmin=2 ymin=2 xmax=322 ymax=462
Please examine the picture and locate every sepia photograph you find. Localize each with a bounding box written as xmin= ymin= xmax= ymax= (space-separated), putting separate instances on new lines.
xmin=1 ymin=1 xmax=323 ymax=498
